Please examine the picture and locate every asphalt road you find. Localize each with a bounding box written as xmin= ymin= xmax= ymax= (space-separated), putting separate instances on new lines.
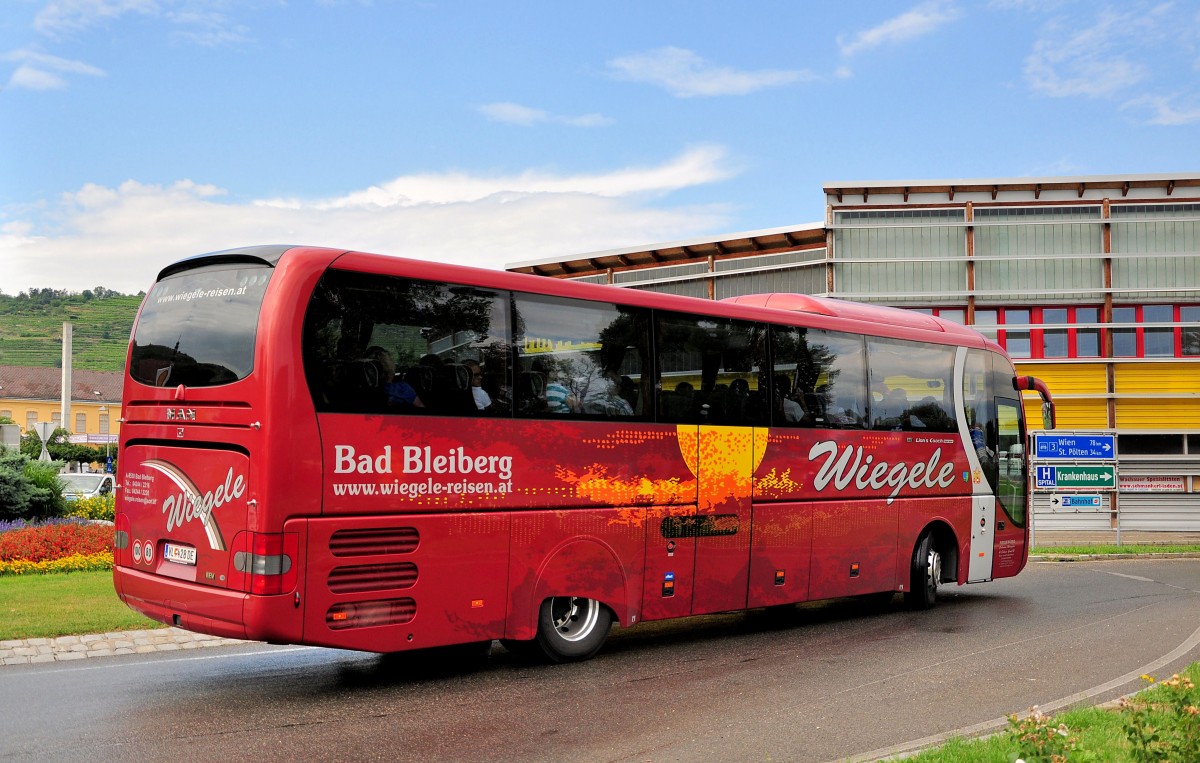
xmin=2 ymin=558 xmax=1198 ymax=763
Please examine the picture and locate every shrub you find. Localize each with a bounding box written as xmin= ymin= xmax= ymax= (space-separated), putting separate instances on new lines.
xmin=64 ymin=495 xmax=116 ymax=522
xmin=0 ymin=450 xmax=35 ymax=517
xmin=24 ymin=459 xmax=66 ymax=515
xmin=1121 ymin=673 xmax=1200 ymax=762
xmin=1007 ymin=705 xmax=1090 ymax=762
xmin=0 ymin=450 xmax=65 ymax=520
xmin=0 ymin=522 xmax=112 ymax=563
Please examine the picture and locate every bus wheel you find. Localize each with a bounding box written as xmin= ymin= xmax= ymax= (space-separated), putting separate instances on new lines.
xmin=904 ymin=534 xmax=941 ymax=610
xmin=534 ymin=596 xmax=612 ymax=663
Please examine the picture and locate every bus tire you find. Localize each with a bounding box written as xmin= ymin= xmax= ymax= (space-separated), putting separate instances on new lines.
xmin=533 ymin=596 xmax=612 ymax=663
xmin=904 ymin=533 xmax=940 ymax=610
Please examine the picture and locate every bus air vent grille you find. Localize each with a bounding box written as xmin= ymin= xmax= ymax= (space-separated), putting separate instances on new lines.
xmin=328 ymin=527 xmax=419 ymax=557
xmin=326 ymin=598 xmax=416 ymax=630
xmin=328 ymin=563 xmax=418 ymax=593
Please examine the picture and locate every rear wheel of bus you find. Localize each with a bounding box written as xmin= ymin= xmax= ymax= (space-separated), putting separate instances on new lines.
xmin=510 ymin=596 xmax=613 ymax=663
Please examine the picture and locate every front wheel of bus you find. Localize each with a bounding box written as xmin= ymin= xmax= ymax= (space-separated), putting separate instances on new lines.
xmin=534 ymin=596 xmax=612 ymax=663
xmin=904 ymin=534 xmax=941 ymax=610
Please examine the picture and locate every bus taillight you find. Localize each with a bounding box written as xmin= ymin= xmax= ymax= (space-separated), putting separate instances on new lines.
xmin=231 ymin=532 xmax=299 ymax=595
xmin=114 ymin=513 xmax=131 ymax=567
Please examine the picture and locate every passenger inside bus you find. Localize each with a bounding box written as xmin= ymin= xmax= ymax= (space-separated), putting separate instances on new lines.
xmin=580 ymin=366 xmax=634 ymax=416
xmin=873 ymin=386 xmax=910 ymax=429
xmin=661 ymin=381 xmax=695 ymax=419
xmin=364 ymin=346 xmax=424 ymax=410
xmin=544 ymin=365 xmax=580 ymax=414
xmin=463 ymin=360 xmax=492 ymax=410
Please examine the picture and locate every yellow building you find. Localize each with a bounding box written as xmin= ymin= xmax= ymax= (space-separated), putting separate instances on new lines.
xmin=510 ymin=172 xmax=1200 ymax=532
xmin=0 ymin=366 xmax=122 ymax=447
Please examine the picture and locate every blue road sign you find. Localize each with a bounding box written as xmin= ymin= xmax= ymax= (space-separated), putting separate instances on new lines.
xmin=1034 ymin=433 xmax=1116 ymax=460
xmin=1036 ymin=465 xmax=1056 ymax=488
xmin=1056 ymin=494 xmax=1101 ymax=508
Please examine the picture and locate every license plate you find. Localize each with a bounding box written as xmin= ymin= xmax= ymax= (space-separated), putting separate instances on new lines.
xmin=163 ymin=543 xmax=197 ymax=566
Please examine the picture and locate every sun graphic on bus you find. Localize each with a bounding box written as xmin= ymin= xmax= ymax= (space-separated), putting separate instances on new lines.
xmin=556 ymin=425 xmax=770 ymax=515
xmin=676 ymin=425 xmax=770 ymax=512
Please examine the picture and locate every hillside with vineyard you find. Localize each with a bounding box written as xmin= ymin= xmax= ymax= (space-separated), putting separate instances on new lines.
xmin=0 ymin=288 xmax=143 ymax=372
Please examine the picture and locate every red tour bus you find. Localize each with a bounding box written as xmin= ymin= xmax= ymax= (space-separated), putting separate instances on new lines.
xmin=114 ymin=245 xmax=1055 ymax=662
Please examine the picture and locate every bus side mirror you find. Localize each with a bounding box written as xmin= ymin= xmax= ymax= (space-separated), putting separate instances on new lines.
xmin=1042 ymin=401 xmax=1056 ymax=430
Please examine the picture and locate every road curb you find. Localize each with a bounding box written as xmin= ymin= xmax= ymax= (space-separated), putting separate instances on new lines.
xmin=0 ymin=627 xmax=247 ymax=666
xmin=1030 ymin=552 xmax=1200 ymax=562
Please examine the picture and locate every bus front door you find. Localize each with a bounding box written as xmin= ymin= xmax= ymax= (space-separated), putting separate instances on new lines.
xmin=991 ymin=398 xmax=1029 ymax=577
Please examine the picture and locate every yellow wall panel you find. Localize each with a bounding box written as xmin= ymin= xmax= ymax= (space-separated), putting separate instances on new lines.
xmin=1114 ymin=363 xmax=1199 ymax=393
xmin=1116 ymin=399 xmax=1200 ymax=429
xmin=1027 ymin=398 xmax=1108 ymax=430
xmin=1015 ymin=362 xmax=1108 ymax=396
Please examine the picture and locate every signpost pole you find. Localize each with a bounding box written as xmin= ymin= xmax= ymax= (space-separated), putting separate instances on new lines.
xmin=1115 ymin=500 xmax=1122 ymax=547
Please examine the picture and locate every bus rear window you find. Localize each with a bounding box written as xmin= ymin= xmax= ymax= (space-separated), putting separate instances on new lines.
xmin=130 ymin=265 xmax=272 ymax=387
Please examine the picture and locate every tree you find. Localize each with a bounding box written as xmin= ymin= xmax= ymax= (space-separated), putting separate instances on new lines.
xmin=19 ymin=427 xmax=115 ymax=471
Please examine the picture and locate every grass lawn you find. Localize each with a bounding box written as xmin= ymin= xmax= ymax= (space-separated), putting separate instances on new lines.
xmin=1033 ymin=544 xmax=1200 ymax=555
xmin=0 ymin=570 xmax=164 ymax=641
xmin=906 ymin=663 xmax=1200 ymax=762
xmin=905 ymin=705 xmax=1131 ymax=762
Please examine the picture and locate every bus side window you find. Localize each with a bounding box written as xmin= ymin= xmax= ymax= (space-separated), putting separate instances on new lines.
xmin=513 ymin=293 xmax=650 ymax=420
xmin=867 ymin=338 xmax=955 ymax=432
xmin=655 ymin=312 xmax=768 ymax=425
xmin=771 ymin=326 xmax=867 ymax=429
xmin=302 ymin=271 xmax=511 ymax=417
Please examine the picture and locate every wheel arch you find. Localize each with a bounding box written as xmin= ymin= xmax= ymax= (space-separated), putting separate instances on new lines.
xmin=505 ymin=537 xmax=630 ymax=641
xmin=917 ymin=519 xmax=960 ymax=585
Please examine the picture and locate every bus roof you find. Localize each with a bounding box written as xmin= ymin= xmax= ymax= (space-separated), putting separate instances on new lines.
xmin=155 ymin=245 xmax=996 ymax=352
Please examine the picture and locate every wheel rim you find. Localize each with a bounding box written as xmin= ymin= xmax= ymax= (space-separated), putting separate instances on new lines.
xmin=926 ymin=548 xmax=942 ymax=593
xmin=548 ymin=597 xmax=600 ymax=643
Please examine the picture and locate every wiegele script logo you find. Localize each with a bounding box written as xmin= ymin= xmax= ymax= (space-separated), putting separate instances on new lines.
xmin=808 ymin=441 xmax=956 ymax=504
xmin=143 ymin=460 xmax=243 ymax=551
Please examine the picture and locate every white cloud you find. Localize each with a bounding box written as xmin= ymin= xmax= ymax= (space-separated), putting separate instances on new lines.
xmin=259 ymin=145 xmax=734 ymax=210
xmin=2 ymin=48 xmax=106 ymax=90
xmin=1122 ymin=94 xmax=1200 ymax=126
xmin=838 ymin=1 xmax=962 ymax=56
xmin=607 ymin=47 xmax=811 ymax=98
xmin=33 ymin=0 xmax=159 ymax=37
xmin=1 ymin=149 xmax=737 ymax=295
xmin=167 ymin=10 xmax=251 ymax=47
xmin=1023 ymin=8 xmax=1158 ymax=98
xmin=33 ymin=0 xmax=249 ymax=46
xmin=9 ymin=65 xmax=68 ymax=90
xmin=478 ymin=102 xmax=613 ymax=128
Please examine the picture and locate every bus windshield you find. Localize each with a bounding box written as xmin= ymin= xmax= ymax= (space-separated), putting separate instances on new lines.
xmin=129 ymin=264 xmax=273 ymax=387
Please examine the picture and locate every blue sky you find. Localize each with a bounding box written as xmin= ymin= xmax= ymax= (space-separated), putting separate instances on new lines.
xmin=3 ymin=0 xmax=1199 ymax=294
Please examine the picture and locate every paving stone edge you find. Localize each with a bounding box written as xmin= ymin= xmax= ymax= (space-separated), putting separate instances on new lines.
xmin=1 ymin=627 xmax=248 ymax=666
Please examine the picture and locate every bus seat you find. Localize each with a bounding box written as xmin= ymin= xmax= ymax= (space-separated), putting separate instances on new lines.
xmin=328 ymin=359 xmax=387 ymax=411
xmin=401 ymin=366 xmax=435 ymax=397
xmin=418 ymin=364 xmax=474 ymax=414
xmin=518 ymin=371 xmax=547 ymax=413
